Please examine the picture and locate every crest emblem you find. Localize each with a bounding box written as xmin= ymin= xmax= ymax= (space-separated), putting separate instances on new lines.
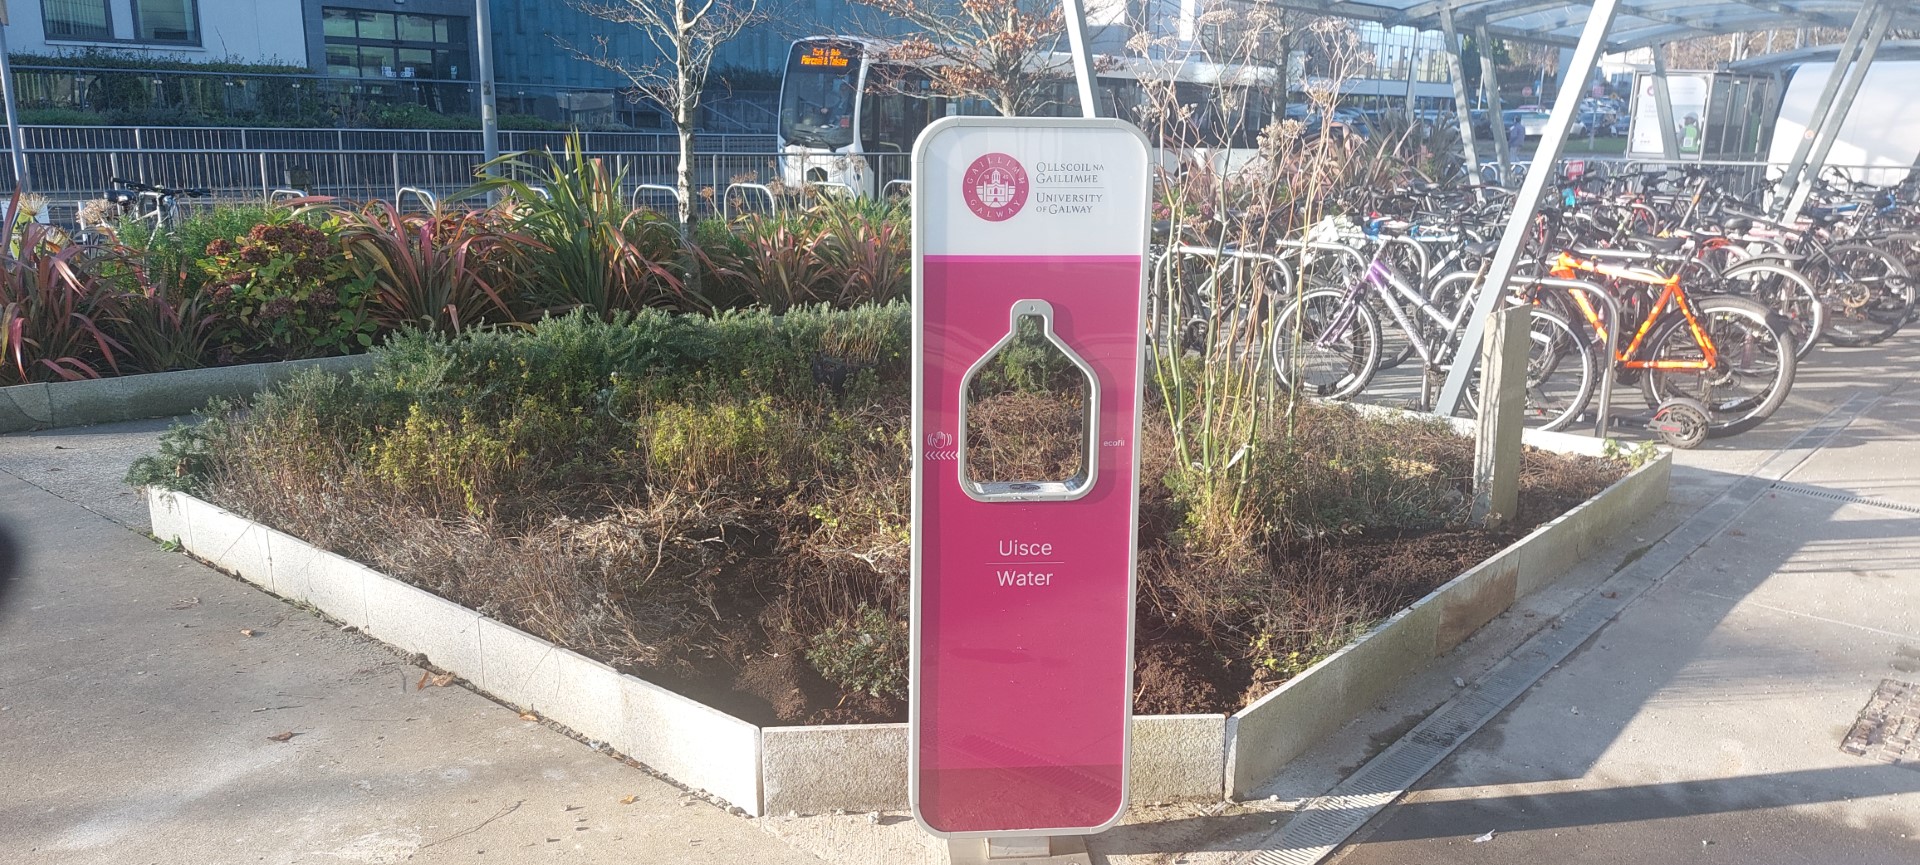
xmin=961 ymin=153 xmax=1028 ymax=222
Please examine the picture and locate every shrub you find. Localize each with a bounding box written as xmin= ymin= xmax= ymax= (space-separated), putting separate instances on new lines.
xmin=712 ymin=197 xmax=911 ymax=310
xmin=465 ymin=136 xmax=695 ymax=315
xmin=0 ymin=197 xmax=123 ymax=384
xmin=110 ymin=269 xmax=216 ymax=374
xmin=644 ymin=395 xmax=804 ymax=492
xmin=806 ymin=604 xmax=908 ymax=701
xmin=326 ymin=200 xmax=523 ymax=333
xmin=125 ymin=398 xmax=236 ymax=494
xmin=199 ymin=213 xmax=376 ymax=358
xmin=367 ymin=403 xmax=521 ymax=519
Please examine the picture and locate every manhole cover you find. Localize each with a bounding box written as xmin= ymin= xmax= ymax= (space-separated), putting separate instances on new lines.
xmin=1842 ymin=679 xmax=1919 ymax=766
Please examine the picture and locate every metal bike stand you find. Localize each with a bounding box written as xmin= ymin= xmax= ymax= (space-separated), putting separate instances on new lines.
xmin=947 ymin=835 xmax=1092 ymax=865
xmin=632 ymin=183 xmax=681 ymax=218
xmin=395 ymin=186 xmax=438 ymax=213
xmin=723 ymin=182 xmax=779 ymax=220
xmin=1421 ymin=272 xmax=1620 ymax=437
xmin=1513 ymin=276 xmax=1620 ymax=438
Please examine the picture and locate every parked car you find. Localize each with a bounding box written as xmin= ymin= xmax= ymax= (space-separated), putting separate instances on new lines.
xmin=1503 ymin=109 xmax=1586 ymax=138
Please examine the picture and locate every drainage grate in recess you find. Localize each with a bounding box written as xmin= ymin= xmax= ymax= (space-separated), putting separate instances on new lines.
xmin=1842 ymin=679 xmax=1919 ymax=767
xmin=1235 ymin=393 xmax=1882 ymax=865
xmin=1768 ymin=482 xmax=1920 ymax=516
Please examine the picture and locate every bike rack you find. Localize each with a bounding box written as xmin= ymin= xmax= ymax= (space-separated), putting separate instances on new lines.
xmin=1419 ymin=273 xmax=1619 ymax=438
xmin=395 ymin=186 xmax=438 ymax=213
xmin=1165 ymin=244 xmax=1298 ymax=293
xmin=883 ymin=179 xmax=913 ymax=200
xmin=1267 ymin=238 xmax=1373 ymax=272
xmin=724 ymin=182 xmax=778 ymax=220
xmin=632 ymin=183 xmax=681 ymax=218
xmin=268 ymin=188 xmax=308 ymax=204
xmin=1517 ymin=276 xmax=1620 ymax=438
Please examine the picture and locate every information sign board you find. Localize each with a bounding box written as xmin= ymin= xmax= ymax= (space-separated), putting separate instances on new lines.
xmin=909 ymin=117 xmax=1152 ymax=838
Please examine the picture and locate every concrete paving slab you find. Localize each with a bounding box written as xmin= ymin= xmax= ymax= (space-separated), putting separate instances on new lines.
xmin=0 ymin=416 xmax=180 ymax=531
xmin=0 ymin=471 xmax=822 ymax=865
xmin=1324 ymin=392 xmax=1920 ymax=865
xmin=1764 ymin=395 xmax=1920 ymax=508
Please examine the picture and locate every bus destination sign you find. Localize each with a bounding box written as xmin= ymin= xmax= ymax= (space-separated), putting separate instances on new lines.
xmin=799 ymin=46 xmax=850 ymax=68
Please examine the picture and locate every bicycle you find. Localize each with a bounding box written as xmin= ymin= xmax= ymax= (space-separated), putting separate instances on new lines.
xmin=1270 ymin=238 xmax=1596 ymax=432
xmin=102 ymin=178 xmax=213 ymax=233
xmin=1539 ymin=249 xmax=1797 ymax=439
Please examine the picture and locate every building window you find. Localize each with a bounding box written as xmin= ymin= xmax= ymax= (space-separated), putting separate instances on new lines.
xmin=322 ymin=7 xmax=469 ymax=80
xmin=133 ymin=0 xmax=200 ymax=44
xmin=44 ymin=0 xmax=113 ymax=40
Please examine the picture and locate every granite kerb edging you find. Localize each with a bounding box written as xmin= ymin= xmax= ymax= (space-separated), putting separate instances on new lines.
xmin=1 ymin=354 xmax=373 ymax=433
xmin=145 ymin=426 xmax=1668 ymax=817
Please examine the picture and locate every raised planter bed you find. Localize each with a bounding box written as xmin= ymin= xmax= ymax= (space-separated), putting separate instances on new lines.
xmin=147 ymin=422 xmax=1667 ymax=817
xmin=0 ymin=355 xmax=374 ymax=433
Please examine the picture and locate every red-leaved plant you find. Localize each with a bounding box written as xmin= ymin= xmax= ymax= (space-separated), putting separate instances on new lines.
xmin=326 ymin=200 xmax=525 ymax=333
xmin=0 ymin=192 xmax=124 ymax=385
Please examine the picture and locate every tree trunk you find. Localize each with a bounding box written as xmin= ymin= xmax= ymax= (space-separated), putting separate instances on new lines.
xmin=672 ymin=11 xmax=702 ymax=300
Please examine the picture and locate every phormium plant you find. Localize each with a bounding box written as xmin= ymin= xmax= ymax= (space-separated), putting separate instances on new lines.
xmin=326 ymin=200 xmax=524 ymax=334
xmin=0 ymin=193 xmax=124 ymax=385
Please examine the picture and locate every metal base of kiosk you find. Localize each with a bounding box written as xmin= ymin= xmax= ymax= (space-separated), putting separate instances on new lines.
xmin=947 ymin=835 xmax=1093 ymax=864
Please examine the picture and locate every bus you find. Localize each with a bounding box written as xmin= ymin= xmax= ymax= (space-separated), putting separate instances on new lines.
xmin=775 ymin=35 xmax=1281 ymax=196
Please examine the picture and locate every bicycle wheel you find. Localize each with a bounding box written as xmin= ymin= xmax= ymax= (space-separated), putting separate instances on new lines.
xmin=1719 ymin=260 xmax=1824 ymax=360
xmin=1460 ymin=307 xmax=1597 ymax=433
xmin=1639 ymin=296 xmax=1797 ymax=438
xmin=1819 ymin=243 xmax=1913 ymax=346
xmin=1272 ymin=288 xmax=1381 ymax=400
xmin=1147 ymin=250 xmax=1210 ymax=358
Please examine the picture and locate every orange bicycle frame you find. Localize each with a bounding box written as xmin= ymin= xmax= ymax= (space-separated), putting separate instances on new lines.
xmin=1546 ymin=252 xmax=1718 ymax=371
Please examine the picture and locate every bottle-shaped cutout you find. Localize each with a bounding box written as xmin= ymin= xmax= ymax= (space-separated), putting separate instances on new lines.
xmin=957 ymin=299 xmax=1100 ymax=502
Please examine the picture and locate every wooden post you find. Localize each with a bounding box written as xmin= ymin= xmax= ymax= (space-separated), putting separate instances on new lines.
xmin=1472 ymin=306 xmax=1530 ymax=529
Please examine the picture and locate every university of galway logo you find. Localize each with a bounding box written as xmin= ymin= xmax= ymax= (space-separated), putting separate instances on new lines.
xmin=961 ymin=152 xmax=1028 ymax=222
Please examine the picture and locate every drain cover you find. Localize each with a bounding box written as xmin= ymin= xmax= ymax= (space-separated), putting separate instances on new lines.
xmin=1841 ymin=679 xmax=1919 ymax=766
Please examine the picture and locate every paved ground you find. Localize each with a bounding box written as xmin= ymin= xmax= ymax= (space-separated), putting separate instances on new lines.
xmin=4 ymin=335 xmax=1919 ymax=864
xmin=0 ymin=434 xmax=820 ymax=863
xmin=1319 ymin=341 xmax=1920 ymax=864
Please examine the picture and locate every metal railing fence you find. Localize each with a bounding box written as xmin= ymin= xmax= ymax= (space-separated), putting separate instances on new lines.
xmin=22 ymin=143 xmax=906 ymax=225
xmin=9 ymin=64 xmax=780 ymax=135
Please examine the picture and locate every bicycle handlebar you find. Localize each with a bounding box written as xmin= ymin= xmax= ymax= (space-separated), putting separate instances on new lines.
xmin=110 ymin=177 xmax=212 ymax=198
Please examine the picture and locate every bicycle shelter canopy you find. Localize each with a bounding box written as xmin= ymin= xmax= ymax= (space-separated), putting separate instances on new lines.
xmin=1178 ymin=0 xmax=1920 ymax=416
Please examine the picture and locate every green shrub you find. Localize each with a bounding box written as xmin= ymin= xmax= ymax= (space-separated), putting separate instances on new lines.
xmin=18 ymin=108 xmax=107 ymax=125
xmin=806 ymin=604 xmax=907 ymax=701
xmin=125 ymin=399 xmax=236 ymax=494
xmin=367 ymin=403 xmax=520 ymax=518
xmin=199 ymin=214 xmax=376 ymax=358
xmin=465 ymin=136 xmax=695 ymax=316
xmin=645 ymin=395 xmax=802 ymax=491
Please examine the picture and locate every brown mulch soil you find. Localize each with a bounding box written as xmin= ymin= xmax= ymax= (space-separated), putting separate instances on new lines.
xmin=636 ymin=445 xmax=1627 ymax=726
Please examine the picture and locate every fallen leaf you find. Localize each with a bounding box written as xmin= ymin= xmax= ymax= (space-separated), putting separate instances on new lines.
xmin=1602 ymin=591 xmax=1619 ymax=599
xmin=620 ymin=795 xmax=637 ymax=805
xmin=1728 ymin=529 xmax=1746 ymax=536
xmin=1472 ymin=829 xmax=1496 ymax=843
xmin=240 ymin=629 xmax=257 ymax=637
xmin=519 ymin=711 xmax=539 ymax=722
xmin=267 ymin=731 xmax=297 ymax=742
xmin=429 ymin=673 xmax=455 ymax=688
xmin=416 ymin=671 xmax=430 ymax=690
xmin=168 ymin=597 xmax=200 ymax=610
